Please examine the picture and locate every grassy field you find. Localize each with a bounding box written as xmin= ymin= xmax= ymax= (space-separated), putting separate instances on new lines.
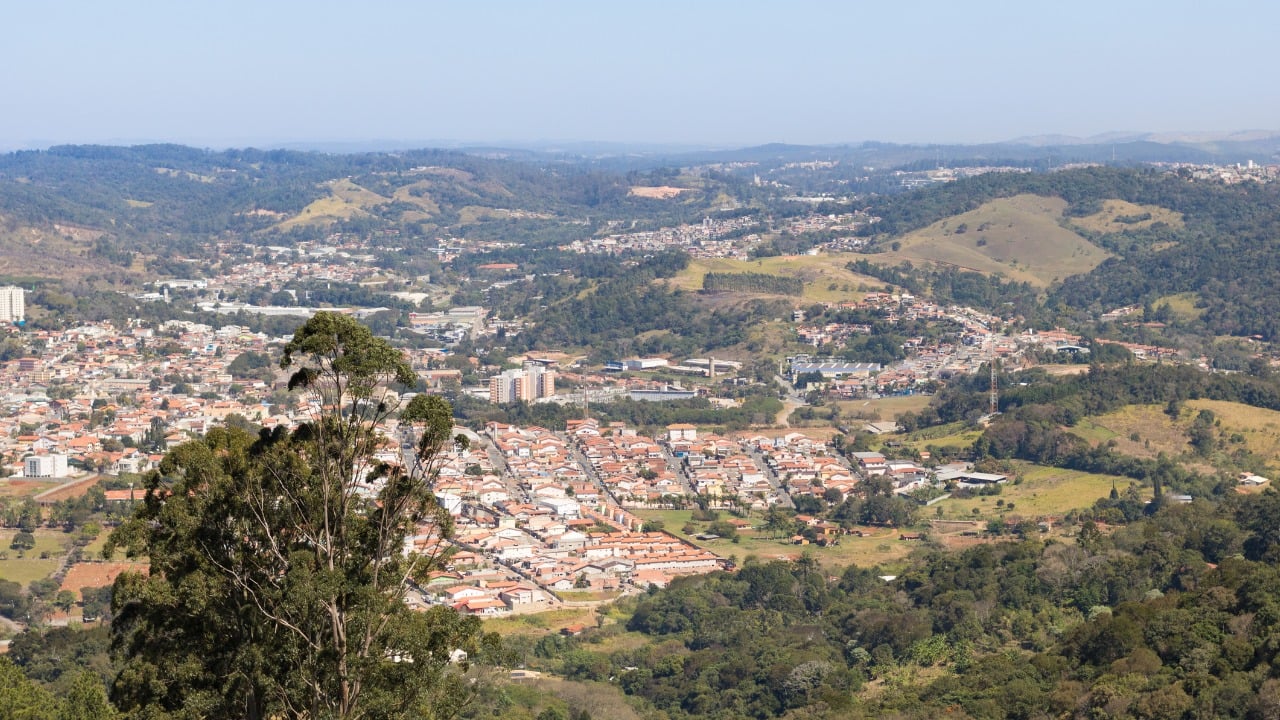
xmin=458 ymin=205 xmax=513 ymax=224
xmin=1065 ymin=400 xmax=1280 ymax=475
xmin=0 ymin=479 xmax=58 ymax=499
xmin=276 ymin=179 xmax=389 ymax=230
xmin=897 ymin=422 xmax=984 ymax=452
xmin=1187 ymin=400 xmax=1280 ymax=470
xmin=1067 ymin=199 xmax=1184 ymax=234
xmin=934 ymin=463 xmax=1133 ymax=520
xmin=390 ymin=180 xmax=442 ymax=216
xmin=1069 ymin=404 xmax=1187 ymax=459
xmin=0 ymin=530 xmax=72 ymax=587
xmin=82 ymin=529 xmax=111 ymax=559
xmin=633 ymin=508 xmax=913 ymax=571
xmin=672 ymin=253 xmax=892 ymax=305
xmin=482 ymin=607 xmax=598 ymax=638
xmin=856 ymin=194 xmax=1111 ymax=287
xmin=838 ymin=395 xmax=932 ymax=422
xmin=1152 ymin=292 xmax=1205 ymax=321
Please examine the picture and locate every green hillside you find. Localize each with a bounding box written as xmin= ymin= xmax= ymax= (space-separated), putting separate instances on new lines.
xmin=861 ymin=194 xmax=1111 ymax=287
xmin=673 ymin=253 xmax=894 ymax=304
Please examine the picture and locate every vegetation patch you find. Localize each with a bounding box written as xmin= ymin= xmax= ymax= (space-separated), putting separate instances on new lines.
xmin=934 ymin=463 xmax=1134 ymax=520
xmin=838 ymin=395 xmax=932 ymax=422
xmin=458 ymin=205 xmax=513 ymax=224
xmin=673 ymin=253 xmax=890 ymax=304
xmin=864 ymin=194 xmax=1111 ymax=287
xmin=275 ymin=179 xmax=389 ymax=230
xmin=0 ymin=530 xmax=69 ymax=588
xmin=1151 ymin=291 xmax=1205 ymax=321
xmin=1066 ymin=198 xmax=1184 ymax=234
xmin=1070 ymin=404 xmax=1188 ymax=459
xmin=1186 ymin=399 xmax=1280 ymax=470
xmin=628 ymin=186 xmax=687 ymax=199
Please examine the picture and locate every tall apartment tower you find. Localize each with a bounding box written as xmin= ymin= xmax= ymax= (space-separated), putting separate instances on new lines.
xmin=0 ymin=286 xmax=24 ymax=323
xmin=488 ymin=362 xmax=556 ymax=404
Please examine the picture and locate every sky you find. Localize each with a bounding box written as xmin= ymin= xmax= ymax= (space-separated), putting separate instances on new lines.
xmin=3 ymin=0 xmax=1277 ymax=150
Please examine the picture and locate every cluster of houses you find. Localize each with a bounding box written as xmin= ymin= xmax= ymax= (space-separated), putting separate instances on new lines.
xmin=666 ymin=426 xmax=778 ymax=508
xmin=748 ymin=433 xmax=859 ymax=500
xmin=791 ymin=296 xmax=1012 ymax=398
xmin=567 ymin=419 xmax=687 ymax=504
xmin=0 ymin=320 xmax=304 ymax=479
xmin=560 ymin=214 xmax=762 ymax=259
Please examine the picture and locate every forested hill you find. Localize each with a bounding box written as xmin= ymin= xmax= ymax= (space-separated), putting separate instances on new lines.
xmin=554 ymin=494 xmax=1280 ymax=719
xmin=0 ymin=144 xmax=728 ymax=274
xmin=860 ymin=167 xmax=1280 ymax=339
xmin=859 ymin=166 xmax=1212 ymax=238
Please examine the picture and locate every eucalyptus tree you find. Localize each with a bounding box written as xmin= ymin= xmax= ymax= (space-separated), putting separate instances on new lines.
xmin=108 ymin=313 xmax=492 ymax=719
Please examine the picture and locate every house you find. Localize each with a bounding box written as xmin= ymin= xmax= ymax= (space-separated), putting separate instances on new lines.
xmin=666 ymin=423 xmax=697 ymax=442
xmin=442 ymin=585 xmax=490 ymax=603
xmin=850 ymin=451 xmax=888 ymax=475
xmin=499 ymin=586 xmax=539 ymax=608
xmin=453 ymin=596 xmax=508 ymax=616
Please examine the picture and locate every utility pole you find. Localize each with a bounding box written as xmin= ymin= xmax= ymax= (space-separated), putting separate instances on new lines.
xmin=989 ymin=339 xmax=999 ymax=415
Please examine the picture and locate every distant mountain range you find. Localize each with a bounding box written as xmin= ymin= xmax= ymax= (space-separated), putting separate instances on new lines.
xmin=5 ymin=130 xmax=1278 ymax=164
xmin=1008 ymin=130 xmax=1280 ymax=147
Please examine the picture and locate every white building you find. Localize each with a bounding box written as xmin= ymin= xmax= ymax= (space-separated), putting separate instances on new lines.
xmin=536 ymin=497 xmax=580 ymax=519
xmin=488 ymin=363 xmax=555 ymax=404
xmin=0 ymin=286 xmax=24 ymax=323
xmin=24 ymin=454 xmax=68 ymax=479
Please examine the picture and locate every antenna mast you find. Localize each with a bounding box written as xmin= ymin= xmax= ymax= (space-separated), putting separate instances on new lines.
xmin=988 ymin=337 xmax=999 ymax=415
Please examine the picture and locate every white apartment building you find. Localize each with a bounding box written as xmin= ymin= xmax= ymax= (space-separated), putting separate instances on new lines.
xmin=0 ymin=286 xmax=24 ymax=323
xmin=488 ymin=362 xmax=556 ymax=404
xmin=24 ymin=454 xmax=69 ymax=479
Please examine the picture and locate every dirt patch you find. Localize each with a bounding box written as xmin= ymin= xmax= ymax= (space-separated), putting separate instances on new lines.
xmin=34 ymin=476 xmax=100 ymax=504
xmin=628 ymin=186 xmax=687 ymax=199
xmin=0 ymin=480 xmax=56 ymax=499
xmin=60 ymin=562 xmax=144 ymax=599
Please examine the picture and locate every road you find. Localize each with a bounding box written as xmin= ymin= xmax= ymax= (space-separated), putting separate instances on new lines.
xmin=774 ymin=373 xmax=804 ymax=404
xmin=563 ymin=437 xmax=625 ymax=507
xmin=745 ymin=444 xmax=795 ymax=509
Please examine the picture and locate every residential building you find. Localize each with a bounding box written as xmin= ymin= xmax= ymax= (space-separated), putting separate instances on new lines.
xmin=489 ymin=363 xmax=555 ymax=404
xmin=24 ymin=453 xmax=68 ymax=478
xmin=0 ymin=286 xmax=24 ymax=323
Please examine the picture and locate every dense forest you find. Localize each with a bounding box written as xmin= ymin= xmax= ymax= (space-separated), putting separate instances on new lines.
xmin=702 ymin=272 xmax=804 ymax=296
xmin=853 ymin=166 xmax=1280 ymax=340
xmin=508 ymin=251 xmax=792 ymax=360
xmin=517 ymin=489 xmax=1280 ymax=719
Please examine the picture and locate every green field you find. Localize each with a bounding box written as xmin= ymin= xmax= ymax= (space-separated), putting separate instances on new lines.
xmin=458 ymin=205 xmax=513 ymax=224
xmin=1067 ymin=199 xmax=1184 ymax=235
xmin=1151 ymin=292 xmax=1205 ymax=321
xmin=482 ymin=607 xmax=598 ymax=638
xmin=82 ymin=529 xmax=111 ymax=559
xmin=390 ymin=180 xmax=442 ymax=216
xmin=898 ymin=422 xmax=984 ymax=451
xmin=857 ymin=194 xmax=1111 ymax=287
xmin=934 ymin=463 xmax=1134 ymax=520
xmin=1186 ymin=399 xmax=1280 ymax=470
xmin=633 ymin=508 xmax=912 ymax=571
xmin=838 ymin=395 xmax=933 ymax=422
xmin=276 ymin=179 xmax=390 ymax=230
xmin=673 ymin=253 xmax=892 ymax=304
xmin=1069 ymin=404 xmax=1188 ymax=460
xmin=1066 ymin=399 xmax=1280 ymax=475
xmin=0 ymin=530 xmax=72 ymax=587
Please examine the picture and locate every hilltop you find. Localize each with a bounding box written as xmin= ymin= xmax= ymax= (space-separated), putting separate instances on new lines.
xmin=858 ymin=194 xmax=1110 ymax=287
xmin=0 ymin=144 xmax=725 ymax=281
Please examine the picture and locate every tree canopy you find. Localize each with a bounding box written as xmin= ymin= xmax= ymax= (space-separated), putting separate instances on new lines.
xmin=106 ymin=313 xmax=492 ymax=719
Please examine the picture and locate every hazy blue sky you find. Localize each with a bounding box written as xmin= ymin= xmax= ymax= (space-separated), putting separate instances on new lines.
xmin=4 ymin=1 xmax=1276 ymax=149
